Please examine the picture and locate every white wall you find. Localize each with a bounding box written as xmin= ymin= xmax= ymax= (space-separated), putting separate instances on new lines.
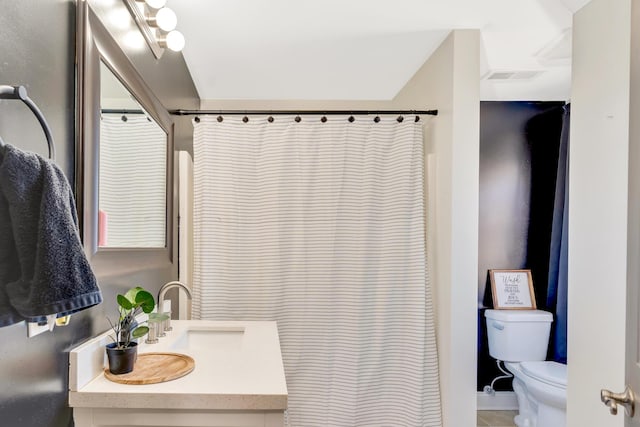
xmin=568 ymin=1 xmax=631 ymax=425
xmin=395 ymin=30 xmax=481 ymax=427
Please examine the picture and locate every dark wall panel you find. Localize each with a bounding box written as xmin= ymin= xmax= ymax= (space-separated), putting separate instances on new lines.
xmin=477 ymin=102 xmax=533 ymax=304
xmin=0 ymin=0 xmax=76 ymax=178
xmin=477 ymin=101 xmax=564 ymax=392
xmin=0 ymin=2 xmax=81 ymax=426
xmin=0 ymin=1 xmax=198 ymax=425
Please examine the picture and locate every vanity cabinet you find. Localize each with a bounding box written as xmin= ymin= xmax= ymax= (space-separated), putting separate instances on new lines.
xmin=72 ymin=408 xmax=284 ymax=427
xmin=69 ymin=321 xmax=288 ymax=427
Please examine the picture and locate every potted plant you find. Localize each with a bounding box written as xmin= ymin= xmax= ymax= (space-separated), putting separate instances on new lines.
xmin=106 ymin=286 xmax=157 ymax=374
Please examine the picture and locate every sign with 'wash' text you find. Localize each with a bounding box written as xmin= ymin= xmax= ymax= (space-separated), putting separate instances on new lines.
xmin=489 ymin=269 xmax=536 ymax=310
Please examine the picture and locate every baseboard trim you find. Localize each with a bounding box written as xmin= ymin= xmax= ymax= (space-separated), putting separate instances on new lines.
xmin=477 ymin=391 xmax=518 ymax=410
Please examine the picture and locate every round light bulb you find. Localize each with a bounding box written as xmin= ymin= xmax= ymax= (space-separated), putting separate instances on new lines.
xmin=154 ymin=7 xmax=177 ymax=31
xmin=144 ymin=0 xmax=166 ymax=9
xmin=165 ymin=30 xmax=185 ymax=52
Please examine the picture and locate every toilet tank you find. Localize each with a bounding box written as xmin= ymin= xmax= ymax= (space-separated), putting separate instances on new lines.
xmin=485 ymin=310 xmax=553 ymax=362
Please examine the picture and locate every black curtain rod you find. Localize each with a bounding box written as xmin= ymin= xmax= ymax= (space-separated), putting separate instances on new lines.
xmin=170 ymin=109 xmax=438 ymax=116
xmin=101 ymin=109 xmax=146 ymax=114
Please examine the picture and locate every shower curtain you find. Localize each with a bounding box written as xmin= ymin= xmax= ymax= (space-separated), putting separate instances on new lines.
xmin=546 ymin=104 xmax=570 ymax=363
xmin=192 ymin=115 xmax=441 ymax=426
xmin=99 ymin=114 xmax=166 ymax=247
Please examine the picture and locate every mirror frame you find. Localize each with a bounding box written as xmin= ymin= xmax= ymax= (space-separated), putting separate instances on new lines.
xmin=76 ymin=0 xmax=174 ymax=267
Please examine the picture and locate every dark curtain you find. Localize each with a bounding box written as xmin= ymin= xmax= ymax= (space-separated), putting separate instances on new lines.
xmin=524 ymin=107 xmax=564 ymax=307
xmin=546 ymin=104 xmax=570 ymax=363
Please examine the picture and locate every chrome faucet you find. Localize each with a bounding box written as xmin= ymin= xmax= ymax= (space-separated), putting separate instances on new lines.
xmin=157 ymin=281 xmax=193 ymax=334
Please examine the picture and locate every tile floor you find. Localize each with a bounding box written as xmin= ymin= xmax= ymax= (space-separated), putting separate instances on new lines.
xmin=477 ymin=410 xmax=517 ymax=427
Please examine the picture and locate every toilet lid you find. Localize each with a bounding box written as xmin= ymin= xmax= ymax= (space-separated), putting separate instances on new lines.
xmin=520 ymin=361 xmax=567 ymax=388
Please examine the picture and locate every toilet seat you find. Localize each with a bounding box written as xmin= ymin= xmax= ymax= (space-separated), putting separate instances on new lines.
xmin=520 ymin=361 xmax=567 ymax=389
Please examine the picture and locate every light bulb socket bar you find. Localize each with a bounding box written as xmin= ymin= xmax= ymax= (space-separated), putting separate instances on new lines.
xmin=124 ymin=0 xmax=185 ymax=58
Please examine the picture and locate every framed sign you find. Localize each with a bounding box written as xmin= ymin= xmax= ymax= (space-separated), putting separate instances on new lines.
xmin=489 ymin=269 xmax=536 ymax=310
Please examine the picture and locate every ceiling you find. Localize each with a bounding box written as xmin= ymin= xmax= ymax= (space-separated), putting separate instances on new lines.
xmin=167 ymin=0 xmax=591 ymax=102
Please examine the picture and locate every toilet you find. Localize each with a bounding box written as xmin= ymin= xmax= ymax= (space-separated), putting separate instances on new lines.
xmin=485 ymin=309 xmax=567 ymax=427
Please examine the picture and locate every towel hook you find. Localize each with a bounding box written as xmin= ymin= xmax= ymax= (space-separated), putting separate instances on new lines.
xmin=0 ymin=85 xmax=56 ymax=161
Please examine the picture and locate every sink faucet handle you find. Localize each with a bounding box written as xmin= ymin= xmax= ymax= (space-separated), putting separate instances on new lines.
xmin=163 ymin=310 xmax=173 ymax=332
xmin=145 ymin=321 xmax=159 ymax=344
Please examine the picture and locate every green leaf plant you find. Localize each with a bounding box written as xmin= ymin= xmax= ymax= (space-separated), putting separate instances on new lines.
xmin=108 ymin=286 xmax=167 ymax=349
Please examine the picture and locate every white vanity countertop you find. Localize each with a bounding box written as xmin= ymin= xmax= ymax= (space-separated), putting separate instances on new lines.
xmin=68 ymin=320 xmax=288 ymax=410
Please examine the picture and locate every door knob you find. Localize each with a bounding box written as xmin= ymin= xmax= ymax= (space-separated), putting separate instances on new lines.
xmin=601 ymin=385 xmax=635 ymax=417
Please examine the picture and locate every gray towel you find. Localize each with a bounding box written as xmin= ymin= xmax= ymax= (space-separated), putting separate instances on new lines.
xmin=0 ymin=142 xmax=102 ymax=326
xmin=0 ymin=142 xmax=22 ymax=326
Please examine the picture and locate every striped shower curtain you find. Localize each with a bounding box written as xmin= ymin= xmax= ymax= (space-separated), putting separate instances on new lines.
xmin=99 ymin=114 xmax=166 ymax=247
xmin=192 ymin=115 xmax=441 ymax=426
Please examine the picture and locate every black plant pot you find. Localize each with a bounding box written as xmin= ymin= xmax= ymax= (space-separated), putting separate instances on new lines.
xmin=105 ymin=342 xmax=138 ymax=374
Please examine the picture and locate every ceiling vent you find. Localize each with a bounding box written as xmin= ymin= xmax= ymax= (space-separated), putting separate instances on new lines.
xmin=483 ymin=70 xmax=544 ymax=81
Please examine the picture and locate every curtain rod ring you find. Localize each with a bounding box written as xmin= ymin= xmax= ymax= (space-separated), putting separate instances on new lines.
xmin=321 ymin=116 xmax=327 ymax=123
xmin=217 ymin=115 xmax=223 ymax=122
xmin=243 ymin=116 xmax=249 ymax=123
xmin=348 ymin=116 xmax=355 ymax=123
xmin=397 ymin=115 xmax=404 ymax=123
xmin=121 ymin=115 xmax=128 ymax=122
xmin=194 ymin=116 xmax=200 ymax=123
xmin=295 ymin=116 xmax=301 ymax=123
xmin=374 ymin=116 xmax=380 ymax=123
xmin=415 ymin=115 xmax=420 ymax=123
xmin=268 ymin=116 xmax=274 ymax=123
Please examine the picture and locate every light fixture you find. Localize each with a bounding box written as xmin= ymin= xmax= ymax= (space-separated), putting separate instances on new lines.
xmin=158 ymin=30 xmax=185 ymax=52
xmin=148 ymin=7 xmax=177 ymax=32
xmin=125 ymin=0 xmax=185 ymax=58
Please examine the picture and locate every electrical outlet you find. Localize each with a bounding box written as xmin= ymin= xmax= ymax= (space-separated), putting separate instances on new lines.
xmin=27 ymin=321 xmax=49 ymax=338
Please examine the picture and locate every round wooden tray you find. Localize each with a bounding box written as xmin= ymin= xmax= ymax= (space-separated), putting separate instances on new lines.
xmin=104 ymin=352 xmax=195 ymax=385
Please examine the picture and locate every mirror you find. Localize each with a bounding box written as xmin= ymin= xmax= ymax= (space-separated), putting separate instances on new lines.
xmin=99 ymin=62 xmax=167 ymax=248
xmin=77 ymin=1 xmax=174 ymax=266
